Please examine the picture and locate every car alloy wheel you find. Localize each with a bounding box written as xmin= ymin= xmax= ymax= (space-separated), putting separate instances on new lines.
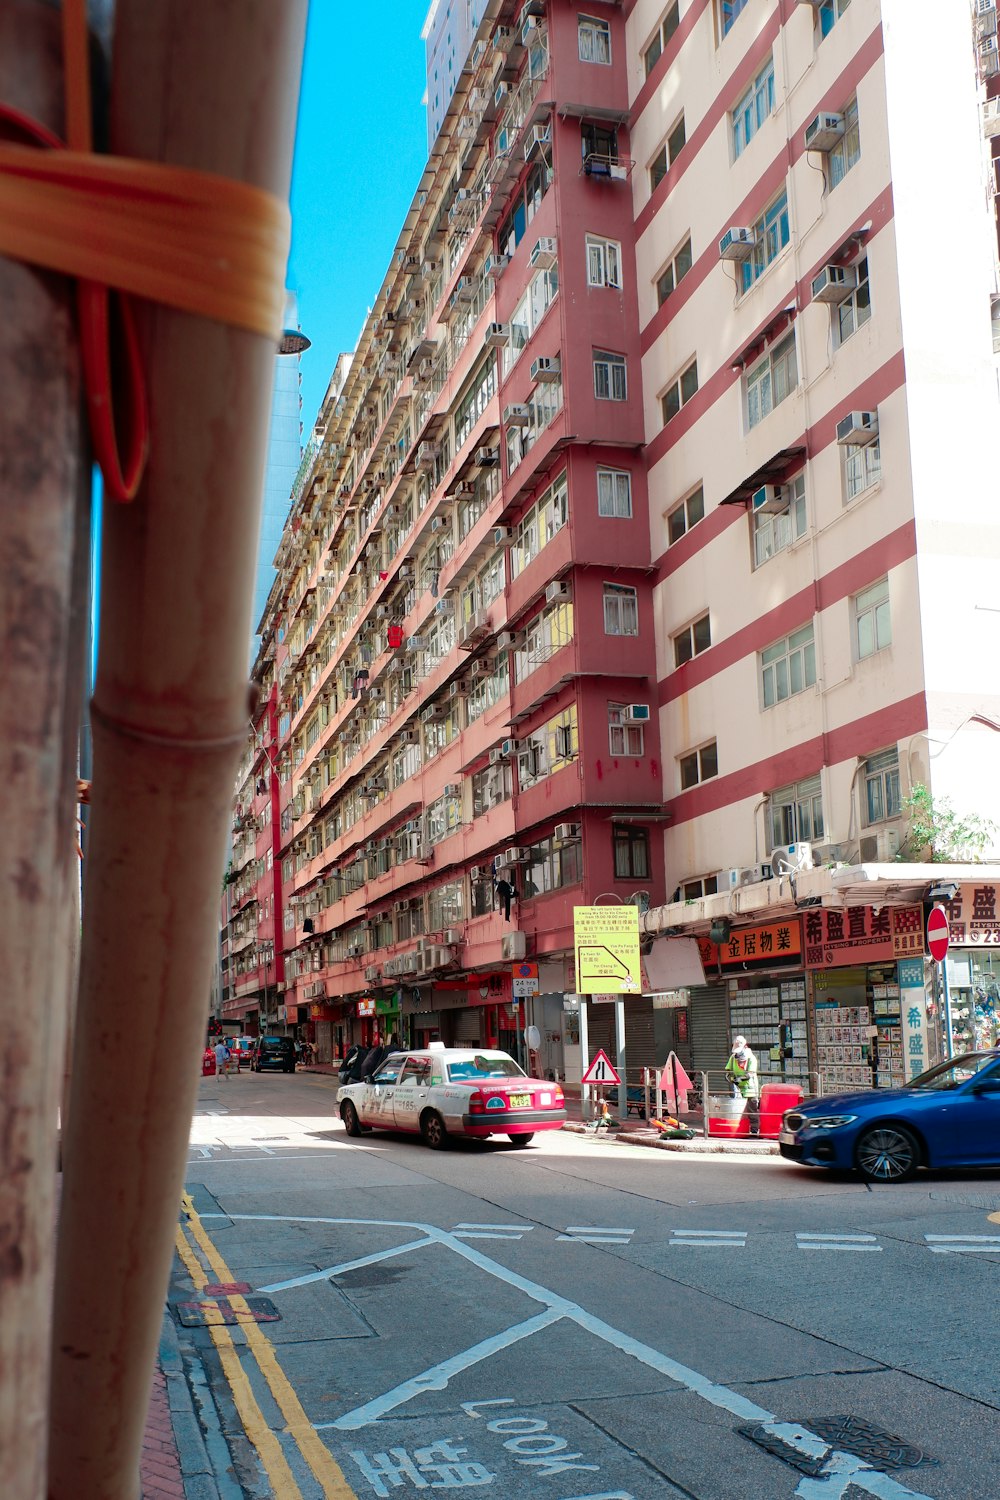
xmin=506 ymin=1133 xmax=534 ymax=1148
xmin=420 ymin=1110 xmax=448 ymax=1150
xmin=341 ymin=1101 xmax=362 ymax=1137
xmin=856 ymin=1123 xmax=919 ymax=1183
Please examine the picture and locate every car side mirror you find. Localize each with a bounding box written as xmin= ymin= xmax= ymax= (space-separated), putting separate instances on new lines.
xmin=971 ymin=1077 xmax=1000 ymax=1095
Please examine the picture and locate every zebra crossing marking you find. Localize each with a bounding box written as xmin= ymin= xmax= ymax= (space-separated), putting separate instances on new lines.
xmin=557 ymin=1226 xmax=634 ymax=1246
xmin=924 ymin=1234 xmax=1000 ymax=1255
xmin=796 ymin=1233 xmax=881 ymax=1252
xmin=452 ymin=1223 xmax=533 ymax=1242
xmin=670 ymin=1229 xmax=747 ymax=1248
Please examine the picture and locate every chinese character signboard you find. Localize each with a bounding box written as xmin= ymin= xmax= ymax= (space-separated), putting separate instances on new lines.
xmin=945 ymin=884 xmax=1000 ymax=945
xmin=898 ymin=957 xmax=929 ymax=1082
xmin=573 ymin=905 xmax=641 ymax=993
xmin=698 ymin=919 xmax=802 ymax=971
xmin=357 ymin=998 xmax=376 ymax=1018
xmin=802 ymin=905 xmax=924 ymax=968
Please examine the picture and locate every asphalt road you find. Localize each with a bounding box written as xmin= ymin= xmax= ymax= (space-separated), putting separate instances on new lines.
xmin=173 ymin=1069 xmax=1000 ymax=1500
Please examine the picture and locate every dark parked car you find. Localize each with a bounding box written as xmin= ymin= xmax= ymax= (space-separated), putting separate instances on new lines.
xmin=779 ymin=1051 xmax=1000 ymax=1182
xmin=250 ymin=1036 xmax=297 ymax=1074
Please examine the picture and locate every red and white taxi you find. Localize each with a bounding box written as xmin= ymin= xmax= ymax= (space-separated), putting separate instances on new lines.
xmin=337 ymin=1045 xmax=567 ymax=1149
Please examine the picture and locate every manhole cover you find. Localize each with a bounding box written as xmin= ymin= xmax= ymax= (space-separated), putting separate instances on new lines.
xmin=333 ymin=1265 xmax=409 ymax=1289
xmin=172 ymin=1296 xmax=281 ymax=1327
xmin=739 ymin=1416 xmax=936 ymax=1475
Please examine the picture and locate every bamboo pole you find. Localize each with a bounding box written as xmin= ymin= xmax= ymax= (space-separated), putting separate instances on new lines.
xmin=48 ymin=4 xmax=307 ymax=1496
xmin=0 ymin=5 xmax=89 ymax=1497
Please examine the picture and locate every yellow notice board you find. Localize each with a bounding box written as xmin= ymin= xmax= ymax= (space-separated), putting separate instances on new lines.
xmin=573 ymin=905 xmax=641 ymax=994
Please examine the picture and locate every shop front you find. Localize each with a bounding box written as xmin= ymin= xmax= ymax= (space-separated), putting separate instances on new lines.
xmin=802 ymin=904 xmax=928 ymax=1090
xmin=694 ymin=918 xmax=807 ymax=1086
xmin=308 ymin=1001 xmax=345 ymax=1064
xmin=941 ymin=881 xmax=1000 ymax=1052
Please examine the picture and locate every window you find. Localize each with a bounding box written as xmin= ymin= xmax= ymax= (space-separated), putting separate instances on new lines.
xmin=579 ymin=15 xmax=611 ymax=64
xmin=656 ymin=237 xmax=692 ymax=306
xmin=649 ymin=116 xmax=686 ymax=191
xmin=740 ymin=191 xmax=790 ymax=292
xmin=597 ymin=468 xmax=633 ymax=518
xmin=603 ymin=584 xmax=639 ymax=636
xmin=834 ymin=255 xmax=870 ymax=345
xmin=661 ymin=358 xmax=699 ymax=424
xmin=829 ymin=98 xmax=861 ymax=188
xmin=594 ymin=350 xmax=627 ymax=401
xmin=582 ymin=121 xmax=618 ymax=167
xmin=863 ymin=748 xmax=901 ymax=825
xmin=854 ymin=579 xmax=891 ymax=659
xmin=760 ymin=624 xmax=816 ymax=707
xmin=498 ymin=162 xmax=551 ymax=258
xmin=679 ymin=741 xmax=718 ymax=790
xmin=721 ymin=0 xmax=751 ymax=37
xmin=819 ymin=0 xmax=852 ymax=41
xmin=454 ymin=354 xmax=498 ymax=451
xmin=644 ymin=4 xmax=680 ymax=76
xmin=732 ymin=59 xmax=775 ymax=158
xmin=613 ymin=826 xmax=650 ymax=879
xmin=667 ymin=484 xmax=704 ymax=544
xmin=673 ymin=612 xmax=711 ymax=667
xmin=520 ymin=831 xmax=584 ymax=898
xmin=753 ymin=473 xmax=807 ymax=566
xmin=844 ymin=437 xmax=881 ymax=501
xmin=768 ymin=775 xmax=824 ymax=849
xmin=587 ymin=234 xmax=622 ymax=289
xmin=510 ymin=472 xmax=568 ymax=578
xmin=677 ymin=874 xmax=720 ymax=901
xmin=608 ymin=703 xmax=644 ymax=757
xmin=746 ymin=333 xmax=797 ymax=430
xmin=502 ymin=265 xmax=560 ymax=375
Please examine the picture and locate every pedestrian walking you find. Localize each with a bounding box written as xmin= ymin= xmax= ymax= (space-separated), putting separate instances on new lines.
xmin=725 ymin=1035 xmax=760 ymax=1136
xmin=214 ymin=1038 xmax=231 ymax=1080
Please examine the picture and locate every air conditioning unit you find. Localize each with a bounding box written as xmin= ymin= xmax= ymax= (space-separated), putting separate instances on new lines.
xmin=530 ymin=355 xmax=560 ymax=382
xmin=530 ymin=236 xmax=557 ymax=270
xmin=493 ymin=527 xmax=513 ymax=546
xmin=376 ymin=604 xmax=391 ymax=619
xmin=624 ymin=704 xmax=650 ymax=723
xmin=982 ymin=35 xmax=1000 ymax=76
xmin=524 ymin=123 xmax=551 ymax=160
xmin=485 ymin=253 xmax=510 ymax=277
xmin=751 ymin=484 xmax=788 ymax=515
xmin=453 ymin=277 xmax=475 ymax=304
xmin=365 ymin=964 xmax=379 ymax=982
xmin=417 ymin=442 xmax=437 ymax=469
xmin=836 ymin=410 xmax=879 ymax=446
xmin=471 ymin=659 xmax=491 ymax=678
xmin=718 ymin=867 xmax=763 ymax=891
xmin=443 ymin=783 xmax=460 ymax=800
xmin=553 ymin=822 xmax=581 ymax=845
xmin=431 ymin=516 xmax=445 ymax=532
xmin=476 ymin=446 xmax=499 ymax=467
xmin=470 ymin=865 xmax=484 ymax=881
xmin=485 ymin=321 xmax=510 ymax=347
xmin=502 ymin=845 xmax=525 ymax=864
xmin=770 ymin=841 xmax=815 ymax=876
xmin=421 ymin=258 xmax=439 ymax=279
xmin=719 ymin=226 xmax=756 ymax=261
xmin=804 ymin=111 xmax=846 ymax=152
xmin=346 ymin=941 xmax=365 ymax=958
xmin=488 ymin=746 xmax=506 ymax=765
xmin=502 ymin=931 xmax=527 ymax=961
xmin=504 ymin=404 xmax=531 ymax=426
xmin=496 ymin=630 xmax=516 ymax=650
xmin=419 ymin=704 xmax=438 ymax=724
xmin=521 ymin=13 xmax=540 ymax=45
xmin=859 ymin=827 xmax=901 ymax=863
xmin=545 ymin=580 xmax=570 ymax=605
xmin=399 ymin=563 xmax=415 ymax=578
xmin=417 ymin=357 xmax=434 ymax=380
xmin=811 ymin=263 xmax=858 ymax=303
xmin=405 ymin=635 xmax=426 ymax=651
xmin=494 ymin=80 xmax=509 ymax=107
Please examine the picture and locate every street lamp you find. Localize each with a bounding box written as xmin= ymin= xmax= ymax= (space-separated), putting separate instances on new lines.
xmin=279 ymin=328 xmax=311 ymax=355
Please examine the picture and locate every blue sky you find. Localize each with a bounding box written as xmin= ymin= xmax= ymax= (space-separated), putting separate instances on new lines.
xmin=289 ymin=1 xmax=433 ymax=438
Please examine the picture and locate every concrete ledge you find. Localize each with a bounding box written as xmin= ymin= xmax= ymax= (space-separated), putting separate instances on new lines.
xmin=561 ymin=1121 xmax=780 ymax=1156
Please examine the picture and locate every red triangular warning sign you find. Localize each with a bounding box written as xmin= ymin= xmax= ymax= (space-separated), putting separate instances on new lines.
xmin=580 ymin=1049 xmax=621 ymax=1086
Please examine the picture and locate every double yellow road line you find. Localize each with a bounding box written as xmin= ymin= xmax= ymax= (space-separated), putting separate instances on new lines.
xmin=175 ymin=1193 xmax=357 ymax=1498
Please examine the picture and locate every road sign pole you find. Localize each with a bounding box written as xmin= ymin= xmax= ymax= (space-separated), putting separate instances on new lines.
xmin=615 ymin=999 xmax=627 ymax=1120
xmin=579 ymin=998 xmax=590 ymax=1121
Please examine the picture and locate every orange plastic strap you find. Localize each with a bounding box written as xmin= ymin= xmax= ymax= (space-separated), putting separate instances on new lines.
xmin=0 ymin=0 xmax=290 ymax=501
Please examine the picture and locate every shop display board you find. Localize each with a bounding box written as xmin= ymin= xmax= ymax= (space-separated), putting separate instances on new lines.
xmin=814 ymin=1002 xmax=873 ymax=1090
xmin=728 ymin=977 xmax=808 ymax=1082
xmin=869 ymin=963 xmax=905 ymax=1087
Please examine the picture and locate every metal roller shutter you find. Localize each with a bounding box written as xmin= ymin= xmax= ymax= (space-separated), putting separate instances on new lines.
xmin=586 ymin=1003 xmax=616 ymax=1063
xmin=624 ymin=1001 xmax=657 ymax=1078
xmin=688 ymin=984 xmax=730 ymax=1074
xmin=452 ymin=1007 xmax=481 ymax=1044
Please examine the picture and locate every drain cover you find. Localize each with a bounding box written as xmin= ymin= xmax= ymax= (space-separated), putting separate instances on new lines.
xmin=739 ymin=1416 xmax=936 ymax=1476
xmin=172 ymin=1296 xmax=281 ymax=1327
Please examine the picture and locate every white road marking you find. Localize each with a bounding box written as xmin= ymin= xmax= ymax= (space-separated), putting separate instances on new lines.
xmin=925 ymin=1234 xmax=1000 ymax=1254
xmin=558 ymin=1226 xmax=634 ymax=1245
xmin=670 ymin=1229 xmax=747 ymax=1248
xmin=796 ymin=1234 xmax=881 ymax=1252
xmin=452 ymin=1222 xmax=532 ymax=1241
xmin=198 ymin=1211 xmax=933 ymax=1498
xmin=259 ymin=1236 xmax=433 ymax=1293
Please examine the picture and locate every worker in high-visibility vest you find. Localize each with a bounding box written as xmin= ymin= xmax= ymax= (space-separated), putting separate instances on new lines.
xmin=725 ymin=1036 xmax=760 ymax=1136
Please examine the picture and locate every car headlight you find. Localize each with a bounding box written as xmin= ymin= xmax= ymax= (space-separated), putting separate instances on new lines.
xmin=803 ymin=1115 xmax=858 ymax=1130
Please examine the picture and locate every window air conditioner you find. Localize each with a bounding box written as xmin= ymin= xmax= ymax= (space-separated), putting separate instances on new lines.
xmin=453 ymin=277 xmax=475 ymax=303
xmin=545 ymin=580 xmax=570 ymax=604
xmin=493 ymin=527 xmax=513 ymax=546
xmin=431 ymin=516 xmax=444 ymax=532
xmin=502 ymin=931 xmax=527 ymax=961
xmin=530 ymin=355 xmax=560 ymax=382
xmin=811 ymin=264 xmax=858 ymax=303
xmin=524 ymin=124 xmax=551 ymax=160
xmin=496 ymin=630 xmax=516 ymax=650
xmin=399 ymin=563 xmax=414 ymax=578
xmin=393 ymin=899 xmax=409 ymax=914
xmin=376 ymin=604 xmax=391 ymax=619
xmin=751 ymin=484 xmax=788 ymax=515
xmin=417 ymin=442 xmax=437 ymax=469
xmin=443 ymin=783 xmax=460 ymax=799
xmin=476 ymin=446 xmax=499 ymax=467
xmin=520 ymin=14 xmax=539 ymax=45
xmin=405 ymin=635 xmax=426 ymax=651
xmin=488 ymin=747 xmax=505 ymax=765
xmin=485 ymin=321 xmax=510 ymax=347
xmin=804 ymin=112 xmax=846 ymax=153
xmin=485 ymin=254 xmax=510 ymax=277
xmin=836 ymin=410 xmax=879 ymax=446
xmin=365 ymin=964 xmax=379 ymax=982
xmin=501 ymin=738 xmax=517 ymax=757
xmin=553 ymin=822 xmax=581 ymax=845
xmin=718 ymin=226 xmax=756 ymax=261
xmin=470 ymin=865 xmax=483 ymax=881
xmin=624 ymin=704 xmax=650 ymax=722
xmin=530 ymin=236 xmax=557 ymax=270
xmin=504 ymin=404 xmax=531 ymax=426
xmin=419 ymin=704 xmax=438 ymax=724
xmin=471 ymin=659 xmax=490 ymax=678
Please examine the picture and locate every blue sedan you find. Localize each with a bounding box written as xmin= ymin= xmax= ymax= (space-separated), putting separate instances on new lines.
xmin=779 ymin=1051 xmax=1000 ymax=1183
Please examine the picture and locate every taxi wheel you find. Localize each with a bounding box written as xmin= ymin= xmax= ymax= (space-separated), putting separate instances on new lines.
xmin=341 ymin=1101 xmax=363 ymax=1137
xmin=420 ymin=1110 xmax=449 ymax=1150
xmin=507 ymin=1134 xmax=534 ymax=1148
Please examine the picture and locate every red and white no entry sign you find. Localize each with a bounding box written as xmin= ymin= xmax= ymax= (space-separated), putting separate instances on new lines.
xmin=926 ymin=904 xmax=950 ymax=963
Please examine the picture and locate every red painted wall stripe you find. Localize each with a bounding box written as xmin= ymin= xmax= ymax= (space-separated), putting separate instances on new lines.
xmin=664 ymin=692 xmax=928 ymax=826
xmin=659 ymin=518 xmax=917 ymax=704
